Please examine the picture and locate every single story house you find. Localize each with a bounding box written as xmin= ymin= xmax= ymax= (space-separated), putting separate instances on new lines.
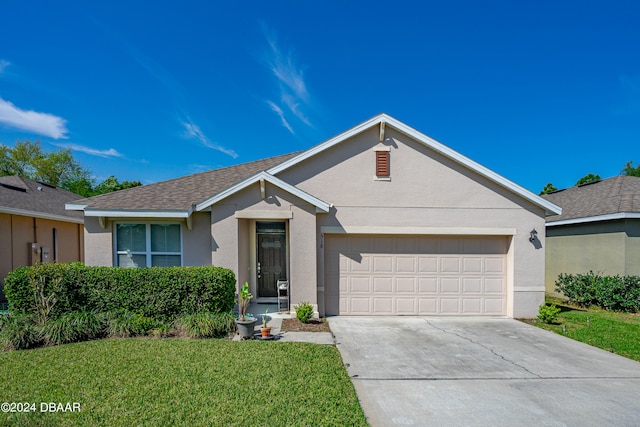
xmin=542 ymin=176 xmax=640 ymax=295
xmin=67 ymin=114 xmax=561 ymax=318
xmin=1 ymin=176 xmax=85 ymax=301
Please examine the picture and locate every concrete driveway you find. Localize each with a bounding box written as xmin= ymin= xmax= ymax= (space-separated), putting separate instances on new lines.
xmin=328 ymin=317 xmax=640 ymax=427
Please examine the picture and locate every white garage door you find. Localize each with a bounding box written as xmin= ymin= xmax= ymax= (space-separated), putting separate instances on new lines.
xmin=324 ymin=235 xmax=508 ymax=315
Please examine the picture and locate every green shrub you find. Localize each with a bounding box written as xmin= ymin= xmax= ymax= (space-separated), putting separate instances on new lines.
xmin=295 ymin=301 xmax=314 ymax=324
xmin=537 ymin=303 xmax=561 ymax=324
xmin=555 ymin=272 xmax=640 ymax=312
xmin=107 ymin=312 xmax=160 ymax=337
xmin=4 ymin=264 xmax=236 ymax=321
xmin=40 ymin=311 xmax=107 ymax=346
xmin=0 ymin=314 xmax=40 ymax=350
xmin=176 ymin=312 xmax=236 ymax=338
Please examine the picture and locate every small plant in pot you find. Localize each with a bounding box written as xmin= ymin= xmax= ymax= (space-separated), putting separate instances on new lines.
xmin=260 ymin=309 xmax=272 ymax=338
xmin=235 ymin=282 xmax=257 ymax=339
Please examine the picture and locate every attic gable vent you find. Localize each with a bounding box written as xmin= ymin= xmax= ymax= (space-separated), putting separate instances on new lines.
xmin=375 ymin=150 xmax=390 ymax=177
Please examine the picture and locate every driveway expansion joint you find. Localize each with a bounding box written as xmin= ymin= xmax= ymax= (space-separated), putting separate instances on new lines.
xmin=424 ymin=319 xmax=542 ymax=379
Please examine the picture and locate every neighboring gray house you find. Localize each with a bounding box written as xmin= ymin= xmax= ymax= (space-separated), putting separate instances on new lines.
xmin=1 ymin=176 xmax=84 ymax=300
xmin=67 ymin=114 xmax=560 ymax=318
xmin=542 ymin=176 xmax=640 ymax=295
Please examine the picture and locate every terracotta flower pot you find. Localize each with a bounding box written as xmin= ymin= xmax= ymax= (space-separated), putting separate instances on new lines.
xmin=261 ymin=326 xmax=272 ymax=337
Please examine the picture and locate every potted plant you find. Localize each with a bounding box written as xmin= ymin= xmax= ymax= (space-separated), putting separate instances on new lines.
xmin=260 ymin=309 xmax=272 ymax=337
xmin=235 ymin=282 xmax=257 ymax=339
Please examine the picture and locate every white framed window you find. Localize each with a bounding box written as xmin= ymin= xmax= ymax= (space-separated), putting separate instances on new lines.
xmin=115 ymin=223 xmax=182 ymax=267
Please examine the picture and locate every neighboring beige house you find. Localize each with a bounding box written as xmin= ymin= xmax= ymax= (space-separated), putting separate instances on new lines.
xmin=0 ymin=176 xmax=84 ymax=301
xmin=542 ymin=176 xmax=640 ymax=296
xmin=67 ymin=114 xmax=561 ymax=318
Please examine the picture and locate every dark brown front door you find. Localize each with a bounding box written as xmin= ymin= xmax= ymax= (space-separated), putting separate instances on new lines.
xmin=257 ymin=222 xmax=287 ymax=298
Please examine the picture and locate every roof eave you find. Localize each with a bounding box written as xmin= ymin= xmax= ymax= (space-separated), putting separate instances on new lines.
xmin=0 ymin=206 xmax=84 ymax=224
xmin=196 ymin=171 xmax=330 ymax=213
xmin=547 ymin=212 xmax=640 ymax=227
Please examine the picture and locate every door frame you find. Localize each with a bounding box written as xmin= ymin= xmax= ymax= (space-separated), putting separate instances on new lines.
xmin=251 ymin=220 xmax=289 ymax=302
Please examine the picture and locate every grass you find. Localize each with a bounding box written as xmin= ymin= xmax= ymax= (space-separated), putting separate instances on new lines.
xmin=0 ymin=338 xmax=367 ymax=426
xmin=525 ymin=296 xmax=640 ymax=362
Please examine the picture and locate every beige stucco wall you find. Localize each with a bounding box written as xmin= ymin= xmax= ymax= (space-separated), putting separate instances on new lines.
xmin=84 ymin=217 xmax=114 ymax=266
xmin=278 ymin=126 xmax=547 ymax=318
xmin=210 ymin=182 xmax=318 ymax=306
xmin=546 ymin=219 xmax=640 ymax=296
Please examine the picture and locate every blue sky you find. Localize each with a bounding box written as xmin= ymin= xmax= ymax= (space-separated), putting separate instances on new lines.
xmin=0 ymin=1 xmax=638 ymax=194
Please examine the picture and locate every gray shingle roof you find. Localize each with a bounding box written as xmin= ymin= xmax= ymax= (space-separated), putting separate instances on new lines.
xmin=0 ymin=176 xmax=84 ymax=221
xmin=72 ymin=152 xmax=301 ymax=211
xmin=542 ymin=176 xmax=640 ymax=223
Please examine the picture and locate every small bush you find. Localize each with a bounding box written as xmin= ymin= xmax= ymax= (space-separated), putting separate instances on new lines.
xmin=537 ymin=303 xmax=561 ymax=324
xmin=295 ymin=301 xmax=314 ymax=324
xmin=40 ymin=311 xmax=107 ymax=346
xmin=0 ymin=314 xmax=40 ymax=350
xmin=107 ymin=312 xmax=160 ymax=337
xmin=176 ymin=312 xmax=236 ymax=338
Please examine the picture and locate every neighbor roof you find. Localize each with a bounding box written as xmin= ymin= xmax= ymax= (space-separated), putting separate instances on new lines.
xmin=67 ymin=152 xmax=301 ymax=215
xmin=0 ymin=176 xmax=84 ymax=223
xmin=543 ymin=175 xmax=640 ymax=226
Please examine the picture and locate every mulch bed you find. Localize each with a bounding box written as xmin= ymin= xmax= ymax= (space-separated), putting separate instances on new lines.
xmin=281 ymin=318 xmax=331 ymax=333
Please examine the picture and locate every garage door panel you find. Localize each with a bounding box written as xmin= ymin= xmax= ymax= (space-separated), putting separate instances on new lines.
xmin=373 ymin=298 xmax=393 ymax=314
xmin=373 ymin=256 xmax=393 ymax=272
xmin=419 ymin=257 xmax=438 ymax=273
xmin=396 ymin=298 xmax=416 ymax=314
xmin=418 ymin=298 xmax=438 ymax=314
xmin=441 ymin=257 xmax=461 ymax=273
xmin=350 ymin=277 xmax=371 ymax=293
xmin=462 ymin=298 xmax=482 ymax=314
xmin=373 ymin=277 xmax=393 ymax=292
xmin=441 ymin=277 xmax=461 ymax=293
xmin=325 ymin=235 xmax=507 ymax=315
xmin=396 ymin=277 xmax=416 ymax=293
xmin=419 ymin=277 xmax=438 ymax=292
xmin=463 ymin=277 xmax=482 ymax=293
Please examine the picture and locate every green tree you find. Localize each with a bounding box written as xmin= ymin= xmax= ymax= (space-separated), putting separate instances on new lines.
xmin=92 ymin=175 xmax=141 ymax=195
xmin=621 ymin=161 xmax=640 ymax=177
xmin=0 ymin=140 xmax=141 ymax=197
xmin=539 ymin=182 xmax=558 ymax=195
xmin=575 ymin=173 xmax=601 ymax=186
xmin=0 ymin=140 xmax=91 ymax=191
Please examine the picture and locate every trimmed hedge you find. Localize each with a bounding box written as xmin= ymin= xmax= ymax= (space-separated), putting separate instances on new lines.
xmin=555 ymin=271 xmax=640 ymax=312
xmin=4 ymin=263 xmax=236 ymax=321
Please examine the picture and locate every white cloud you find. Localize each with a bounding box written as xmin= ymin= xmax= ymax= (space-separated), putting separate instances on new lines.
xmin=0 ymin=98 xmax=68 ymax=139
xmin=0 ymin=60 xmax=9 ymax=74
xmin=263 ymin=29 xmax=314 ymax=132
xmin=181 ymin=117 xmax=238 ymax=159
xmin=54 ymin=143 xmax=122 ymax=158
xmin=267 ymin=100 xmax=294 ymax=134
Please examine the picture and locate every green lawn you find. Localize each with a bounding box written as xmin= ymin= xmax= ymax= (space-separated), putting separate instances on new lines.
xmin=0 ymin=338 xmax=367 ymax=426
xmin=527 ymin=296 xmax=640 ymax=362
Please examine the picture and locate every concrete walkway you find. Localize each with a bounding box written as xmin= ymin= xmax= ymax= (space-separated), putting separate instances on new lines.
xmin=231 ymin=302 xmax=334 ymax=344
xmin=329 ymin=316 xmax=640 ymax=427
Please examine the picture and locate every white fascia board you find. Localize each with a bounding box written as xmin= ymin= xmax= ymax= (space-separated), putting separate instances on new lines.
xmin=267 ymin=113 xmax=562 ymax=216
xmin=65 ymin=203 xmax=89 ymax=211
xmin=83 ymin=209 xmax=190 ymax=219
xmin=0 ymin=207 xmax=84 ymax=224
xmin=547 ymin=212 xmax=640 ymax=227
xmin=196 ymin=171 xmax=330 ymax=213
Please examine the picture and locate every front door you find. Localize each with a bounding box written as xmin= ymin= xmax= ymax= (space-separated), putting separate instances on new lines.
xmin=257 ymin=222 xmax=287 ymax=298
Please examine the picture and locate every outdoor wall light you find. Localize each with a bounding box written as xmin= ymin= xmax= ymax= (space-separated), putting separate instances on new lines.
xmin=529 ymin=228 xmax=538 ymax=242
